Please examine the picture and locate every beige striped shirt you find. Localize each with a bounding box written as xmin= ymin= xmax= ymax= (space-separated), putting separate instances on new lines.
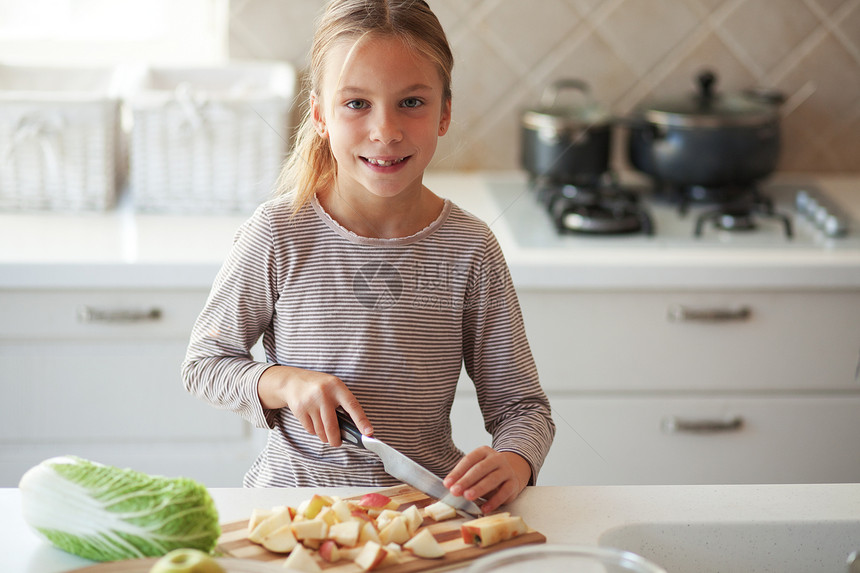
xmin=182 ymin=194 xmax=555 ymax=487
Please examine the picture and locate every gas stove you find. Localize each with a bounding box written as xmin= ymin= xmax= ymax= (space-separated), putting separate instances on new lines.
xmin=488 ymin=175 xmax=859 ymax=251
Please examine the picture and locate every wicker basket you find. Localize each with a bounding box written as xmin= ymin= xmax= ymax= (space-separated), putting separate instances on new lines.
xmin=127 ymin=63 xmax=295 ymax=214
xmin=0 ymin=65 xmax=123 ymax=211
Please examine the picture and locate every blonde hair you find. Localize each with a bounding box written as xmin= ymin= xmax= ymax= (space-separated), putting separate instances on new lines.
xmin=277 ymin=0 xmax=454 ymax=211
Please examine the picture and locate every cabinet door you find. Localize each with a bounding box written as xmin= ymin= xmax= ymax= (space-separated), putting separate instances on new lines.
xmin=0 ymin=289 xmax=247 ymax=443
xmin=518 ymin=290 xmax=860 ymax=392
xmin=541 ymin=395 xmax=860 ymax=486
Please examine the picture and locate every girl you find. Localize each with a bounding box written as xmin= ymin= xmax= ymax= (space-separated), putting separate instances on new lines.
xmin=182 ymin=0 xmax=555 ymax=514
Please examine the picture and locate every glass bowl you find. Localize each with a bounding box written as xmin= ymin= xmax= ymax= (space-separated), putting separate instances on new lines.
xmin=467 ymin=544 xmax=668 ymax=573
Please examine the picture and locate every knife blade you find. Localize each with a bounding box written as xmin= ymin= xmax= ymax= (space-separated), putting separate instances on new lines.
xmin=336 ymin=410 xmax=482 ymax=517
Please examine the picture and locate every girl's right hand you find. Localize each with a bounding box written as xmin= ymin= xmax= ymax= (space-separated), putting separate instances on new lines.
xmin=257 ymin=365 xmax=372 ymax=447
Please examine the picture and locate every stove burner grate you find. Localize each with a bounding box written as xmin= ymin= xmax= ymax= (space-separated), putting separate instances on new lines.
xmin=693 ymin=195 xmax=793 ymax=238
xmin=533 ymin=177 xmax=654 ymax=236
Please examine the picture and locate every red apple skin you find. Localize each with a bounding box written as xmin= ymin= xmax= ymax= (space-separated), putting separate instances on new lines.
xmin=318 ymin=539 xmax=340 ymax=563
xmin=351 ymin=509 xmax=376 ymax=528
xmin=358 ymin=493 xmax=396 ymax=510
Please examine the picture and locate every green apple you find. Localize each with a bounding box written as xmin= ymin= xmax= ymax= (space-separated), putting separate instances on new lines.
xmin=149 ymin=548 xmax=225 ymax=573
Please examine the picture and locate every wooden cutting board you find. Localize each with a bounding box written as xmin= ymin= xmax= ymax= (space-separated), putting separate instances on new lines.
xmin=216 ymin=484 xmax=546 ymax=572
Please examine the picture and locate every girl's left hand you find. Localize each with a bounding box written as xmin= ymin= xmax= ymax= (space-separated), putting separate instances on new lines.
xmin=442 ymin=447 xmax=531 ymax=514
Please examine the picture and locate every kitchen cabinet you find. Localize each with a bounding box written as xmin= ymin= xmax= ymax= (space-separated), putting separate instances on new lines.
xmin=0 ymin=288 xmax=260 ymax=487
xmin=451 ymin=288 xmax=860 ymax=485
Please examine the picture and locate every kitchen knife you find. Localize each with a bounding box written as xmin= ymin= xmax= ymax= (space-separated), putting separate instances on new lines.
xmin=336 ymin=409 xmax=482 ymax=517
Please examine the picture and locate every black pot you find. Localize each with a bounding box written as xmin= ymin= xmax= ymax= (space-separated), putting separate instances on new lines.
xmin=627 ymin=70 xmax=783 ymax=188
xmin=521 ymin=79 xmax=613 ymax=186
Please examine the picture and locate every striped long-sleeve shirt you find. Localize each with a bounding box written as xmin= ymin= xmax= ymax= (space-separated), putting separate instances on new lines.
xmin=181 ymin=194 xmax=555 ymax=488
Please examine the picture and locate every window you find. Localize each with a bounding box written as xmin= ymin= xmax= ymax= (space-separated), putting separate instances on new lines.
xmin=0 ymin=0 xmax=227 ymax=65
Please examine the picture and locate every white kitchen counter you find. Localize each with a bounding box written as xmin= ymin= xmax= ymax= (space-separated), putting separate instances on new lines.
xmin=2 ymin=483 xmax=859 ymax=572
xmin=2 ymin=171 xmax=859 ymax=290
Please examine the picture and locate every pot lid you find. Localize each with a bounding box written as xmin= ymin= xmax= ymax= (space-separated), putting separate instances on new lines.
xmin=641 ymin=71 xmax=780 ymax=128
xmin=522 ymin=79 xmax=613 ymax=130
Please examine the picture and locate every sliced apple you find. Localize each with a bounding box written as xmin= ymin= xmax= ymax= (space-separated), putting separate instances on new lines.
xmin=329 ymin=520 xmax=361 ymax=547
xmin=282 ymin=544 xmax=321 ymax=572
xmin=331 ymin=499 xmax=354 ymax=522
xmin=248 ymin=506 xmax=292 ymax=544
xmin=247 ymin=507 xmax=273 ymax=534
xmin=402 ymin=504 xmax=423 ymax=535
xmin=299 ymin=494 xmax=332 ymax=519
xmin=358 ymin=520 xmax=381 ymax=545
xmin=424 ymin=500 xmax=458 ymax=522
xmin=351 ymin=509 xmax=376 ymax=528
xmin=378 ymin=515 xmax=410 ymax=545
xmin=404 ymin=527 xmax=446 ymax=559
xmin=460 ymin=513 xmax=527 ymax=548
xmin=380 ymin=542 xmax=404 ymax=566
xmin=358 ymin=492 xmax=398 ymax=511
xmin=291 ymin=518 xmax=328 ymax=541
xmin=261 ymin=523 xmax=297 ymax=554
xmin=375 ymin=509 xmax=402 ymax=530
xmin=315 ymin=506 xmax=337 ymax=527
xmin=353 ymin=540 xmax=387 ymax=572
xmin=318 ymin=539 xmax=341 ymax=563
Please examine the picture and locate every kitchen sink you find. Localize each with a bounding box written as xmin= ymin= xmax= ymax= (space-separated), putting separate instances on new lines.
xmin=599 ymin=520 xmax=860 ymax=573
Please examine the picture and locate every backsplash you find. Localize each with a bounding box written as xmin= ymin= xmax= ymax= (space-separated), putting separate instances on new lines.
xmin=228 ymin=0 xmax=860 ymax=173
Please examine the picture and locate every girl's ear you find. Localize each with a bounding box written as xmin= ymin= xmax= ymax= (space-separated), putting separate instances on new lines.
xmin=439 ymin=98 xmax=452 ymax=136
xmin=310 ymin=91 xmax=328 ymax=138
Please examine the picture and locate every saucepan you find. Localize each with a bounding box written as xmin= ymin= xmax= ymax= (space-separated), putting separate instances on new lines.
xmin=625 ymin=69 xmax=785 ymax=188
xmin=520 ymin=79 xmax=613 ymax=185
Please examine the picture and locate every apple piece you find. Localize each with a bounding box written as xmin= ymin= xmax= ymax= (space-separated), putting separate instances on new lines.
xmin=358 ymin=520 xmax=381 ymax=545
xmin=318 ymin=539 xmax=341 ymax=563
xmin=402 ymin=505 xmax=423 ymax=536
xmin=358 ymin=492 xmax=398 ymax=510
xmin=248 ymin=506 xmax=293 ymax=544
xmin=282 ymin=544 xmax=321 ymax=572
xmin=460 ymin=513 xmax=527 ymax=548
xmin=353 ymin=540 xmax=387 ymax=572
xmin=404 ymin=527 xmax=446 ymax=559
xmin=247 ymin=508 xmax=273 ymax=534
xmin=331 ymin=499 xmax=354 ymax=522
xmin=316 ymin=506 xmax=337 ymax=527
xmin=261 ymin=524 xmax=298 ymax=554
xmin=291 ymin=518 xmax=328 ymax=541
xmin=424 ymin=500 xmax=457 ymax=522
xmin=380 ymin=542 xmax=403 ymax=566
xmin=351 ymin=508 xmax=376 ymax=528
xmin=149 ymin=548 xmax=225 ymax=573
xmin=338 ymin=546 xmax=363 ymax=561
xmin=375 ymin=509 xmax=402 ymax=530
xmin=300 ymin=494 xmax=332 ymax=519
xmin=378 ymin=515 xmax=411 ymax=545
xmin=302 ymin=538 xmax=322 ymax=551
xmin=329 ymin=520 xmax=361 ymax=547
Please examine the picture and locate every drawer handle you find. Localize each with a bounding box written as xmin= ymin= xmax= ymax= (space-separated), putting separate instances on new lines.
xmin=661 ymin=415 xmax=744 ymax=434
xmin=667 ymin=304 xmax=751 ymax=323
xmin=77 ymin=306 xmax=162 ymax=324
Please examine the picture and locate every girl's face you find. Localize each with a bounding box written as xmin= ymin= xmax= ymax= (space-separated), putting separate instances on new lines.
xmin=312 ymin=34 xmax=451 ymax=202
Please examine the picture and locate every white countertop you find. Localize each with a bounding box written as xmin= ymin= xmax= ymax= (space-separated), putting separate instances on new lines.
xmin=2 ymin=171 xmax=860 ymax=290
xmin=2 ymin=483 xmax=859 ymax=572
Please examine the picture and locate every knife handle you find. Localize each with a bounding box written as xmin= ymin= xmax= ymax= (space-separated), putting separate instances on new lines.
xmin=336 ymin=409 xmax=366 ymax=449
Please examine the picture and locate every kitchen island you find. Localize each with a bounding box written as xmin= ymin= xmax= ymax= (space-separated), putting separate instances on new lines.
xmin=2 ymin=483 xmax=860 ymax=572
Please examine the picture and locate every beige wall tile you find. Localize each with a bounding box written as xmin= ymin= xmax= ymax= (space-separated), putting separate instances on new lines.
xmin=229 ymin=0 xmax=860 ymax=172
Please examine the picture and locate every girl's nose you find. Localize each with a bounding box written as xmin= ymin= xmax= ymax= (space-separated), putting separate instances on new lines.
xmin=370 ymin=109 xmax=402 ymax=144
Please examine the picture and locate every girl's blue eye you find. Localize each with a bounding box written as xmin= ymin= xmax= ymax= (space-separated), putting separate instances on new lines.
xmin=402 ymin=98 xmax=424 ymax=108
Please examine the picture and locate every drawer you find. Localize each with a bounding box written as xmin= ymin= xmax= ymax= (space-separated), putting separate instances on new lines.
xmin=519 ymin=289 xmax=860 ymax=392
xmin=540 ymin=394 xmax=860 ymax=486
xmin=1 ymin=338 xmax=247 ymax=443
xmin=0 ymin=289 xmax=209 ymax=339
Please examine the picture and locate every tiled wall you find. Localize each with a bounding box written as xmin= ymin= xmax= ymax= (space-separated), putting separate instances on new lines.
xmin=229 ymin=0 xmax=860 ymax=173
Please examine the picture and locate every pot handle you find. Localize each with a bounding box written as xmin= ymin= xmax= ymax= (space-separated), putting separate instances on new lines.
xmin=540 ymin=78 xmax=592 ymax=107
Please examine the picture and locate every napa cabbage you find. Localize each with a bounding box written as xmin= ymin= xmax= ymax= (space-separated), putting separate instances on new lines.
xmin=19 ymin=456 xmax=220 ymax=562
